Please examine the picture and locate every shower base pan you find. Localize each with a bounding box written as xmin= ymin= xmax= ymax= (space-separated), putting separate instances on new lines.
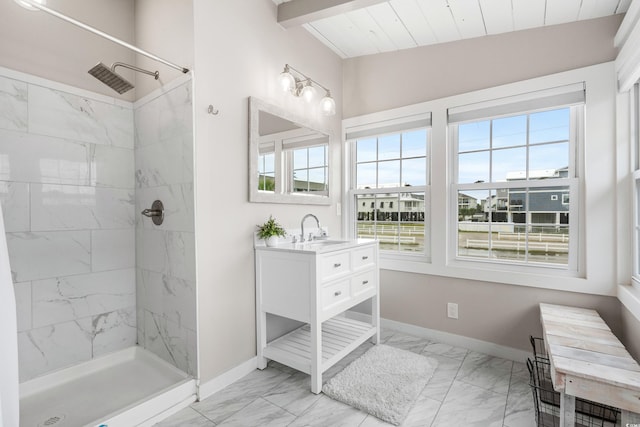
xmin=19 ymin=346 xmax=196 ymax=427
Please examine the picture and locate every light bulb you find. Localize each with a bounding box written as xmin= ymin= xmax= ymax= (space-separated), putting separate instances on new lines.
xmin=300 ymin=80 xmax=316 ymax=103
xmin=278 ymin=67 xmax=295 ymax=93
xmin=14 ymin=0 xmax=45 ymax=10
xmin=320 ymin=91 xmax=336 ymax=116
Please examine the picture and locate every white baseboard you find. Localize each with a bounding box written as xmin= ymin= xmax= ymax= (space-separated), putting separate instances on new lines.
xmin=197 ymin=357 xmax=258 ymax=401
xmin=346 ymin=311 xmax=531 ymax=363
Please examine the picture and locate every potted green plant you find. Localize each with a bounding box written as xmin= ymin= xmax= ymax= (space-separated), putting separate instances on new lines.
xmin=257 ymin=215 xmax=287 ymax=247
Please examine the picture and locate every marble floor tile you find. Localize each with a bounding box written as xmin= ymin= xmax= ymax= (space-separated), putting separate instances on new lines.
xmin=262 ymin=370 xmax=323 ymax=416
xmin=155 ymin=407 xmax=214 ymax=427
xmin=511 ymin=360 xmax=530 ymax=382
xmin=456 ymin=351 xmax=514 ymax=395
xmin=383 ymin=332 xmax=430 ymax=354
xmin=379 ymin=327 xmax=396 ymax=343
xmin=155 ymin=334 xmax=538 ymax=427
xmin=431 ymin=379 xmax=508 ymax=427
xmin=423 ymin=342 xmax=469 ymax=360
xmin=288 ymin=395 xmax=368 ymax=427
xmin=504 ymin=374 xmax=536 ymax=427
xmin=216 ymin=397 xmax=296 ymax=427
xmin=191 ymin=368 xmax=290 ymax=424
xmin=400 ymin=393 xmax=442 ymax=427
xmin=420 ymin=353 xmax=463 ymax=402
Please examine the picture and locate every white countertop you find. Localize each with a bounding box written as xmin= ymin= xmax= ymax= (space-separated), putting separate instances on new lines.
xmin=255 ymin=238 xmax=377 ymax=254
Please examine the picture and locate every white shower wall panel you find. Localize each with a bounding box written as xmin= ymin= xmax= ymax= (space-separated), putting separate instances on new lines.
xmin=0 ymin=70 xmax=136 ymax=382
xmin=134 ymin=78 xmax=196 ymax=376
xmin=13 ymin=281 xmax=30 ymax=332
xmin=91 ymin=229 xmax=136 ymax=271
xmin=28 ymin=84 xmax=134 ymax=148
xmin=0 ymin=182 xmax=29 ymax=232
xmin=6 ymin=231 xmax=92 ymax=282
xmin=30 ymin=184 xmax=135 ymax=231
xmin=31 ymin=269 xmax=136 ymax=328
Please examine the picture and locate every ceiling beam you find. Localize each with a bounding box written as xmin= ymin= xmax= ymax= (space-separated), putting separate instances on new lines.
xmin=277 ymin=0 xmax=389 ymax=28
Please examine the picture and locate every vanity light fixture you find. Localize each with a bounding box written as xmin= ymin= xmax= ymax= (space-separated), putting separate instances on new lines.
xmin=278 ymin=64 xmax=336 ymax=116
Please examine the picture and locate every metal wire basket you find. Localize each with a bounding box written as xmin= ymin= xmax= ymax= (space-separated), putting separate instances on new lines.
xmin=527 ymin=336 xmax=620 ymax=427
xmin=529 ymin=336 xmax=620 ymax=426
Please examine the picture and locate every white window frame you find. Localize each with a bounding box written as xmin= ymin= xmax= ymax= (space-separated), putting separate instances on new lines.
xmin=632 ymin=84 xmax=640 ymax=286
xmin=343 ymin=63 xmax=614 ymax=293
xmin=448 ymin=101 xmax=584 ymax=274
xmin=344 ymin=111 xmax=432 ymax=262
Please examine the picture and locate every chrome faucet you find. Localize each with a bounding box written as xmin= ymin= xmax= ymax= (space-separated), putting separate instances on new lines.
xmin=300 ymin=213 xmax=320 ymax=242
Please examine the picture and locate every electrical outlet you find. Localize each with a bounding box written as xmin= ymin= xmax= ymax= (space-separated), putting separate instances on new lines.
xmin=447 ymin=302 xmax=459 ymax=319
xmin=336 ymin=202 xmax=342 ymax=216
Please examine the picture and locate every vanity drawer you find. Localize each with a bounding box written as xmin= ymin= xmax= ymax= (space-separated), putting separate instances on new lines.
xmin=320 ymin=251 xmax=351 ymax=281
xmin=351 ymin=270 xmax=376 ymax=297
xmin=322 ymin=280 xmax=350 ymax=310
xmin=352 ymin=245 xmax=375 ymax=270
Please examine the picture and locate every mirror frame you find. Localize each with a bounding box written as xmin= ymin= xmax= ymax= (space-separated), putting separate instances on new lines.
xmin=249 ymin=96 xmax=332 ymax=205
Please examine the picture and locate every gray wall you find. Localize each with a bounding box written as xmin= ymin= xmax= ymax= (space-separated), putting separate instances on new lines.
xmin=343 ymin=15 xmax=623 ymax=118
xmin=343 ymin=16 xmax=627 ymax=353
xmin=380 ymin=271 xmax=622 ymax=353
xmin=0 ymin=0 xmax=136 ymax=101
xmin=193 ymin=0 xmax=344 ymax=382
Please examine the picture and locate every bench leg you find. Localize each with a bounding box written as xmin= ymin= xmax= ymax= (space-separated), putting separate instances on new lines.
xmin=559 ymin=392 xmax=575 ymax=427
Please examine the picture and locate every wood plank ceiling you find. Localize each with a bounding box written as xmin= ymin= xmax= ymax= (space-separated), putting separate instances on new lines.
xmin=274 ymin=0 xmax=631 ymax=58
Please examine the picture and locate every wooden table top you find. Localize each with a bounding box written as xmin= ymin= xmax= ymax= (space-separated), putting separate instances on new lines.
xmin=539 ymin=303 xmax=640 ymax=412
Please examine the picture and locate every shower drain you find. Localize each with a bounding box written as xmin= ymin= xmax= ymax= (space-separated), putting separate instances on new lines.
xmin=39 ymin=413 xmax=66 ymax=426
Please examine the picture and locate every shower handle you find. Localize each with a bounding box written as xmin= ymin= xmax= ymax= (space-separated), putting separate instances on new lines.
xmin=141 ymin=208 xmax=162 ymax=217
xmin=141 ymin=200 xmax=164 ymax=225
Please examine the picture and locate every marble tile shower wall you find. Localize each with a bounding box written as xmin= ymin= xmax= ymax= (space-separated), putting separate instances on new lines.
xmin=0 ymin=73 xmax=136 ymax=382
xmin=134 ymin=80 xmax=196 ymax=376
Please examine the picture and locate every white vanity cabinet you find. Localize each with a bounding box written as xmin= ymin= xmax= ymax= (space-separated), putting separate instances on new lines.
xmin=255 ymin=239 xmax=379 ymax=393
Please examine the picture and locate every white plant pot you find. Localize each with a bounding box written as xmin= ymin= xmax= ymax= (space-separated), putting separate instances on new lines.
xmin=265 ymin=236 xmax=279 ymax=247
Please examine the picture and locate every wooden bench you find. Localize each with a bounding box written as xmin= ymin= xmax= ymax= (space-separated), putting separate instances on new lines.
xmin=539 ymin=303 xmax=640 ymax=426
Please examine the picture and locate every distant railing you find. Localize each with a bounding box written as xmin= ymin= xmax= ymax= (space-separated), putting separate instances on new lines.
xmin=497 ymin=232 xmax=568 ymax=242
xmin=464 ymin=239 xmax=569 ymax=253
xmin=358 ymin=234 xmax=417 ymax=244
xmin=357 ymin=224 xmax=423 ymax=235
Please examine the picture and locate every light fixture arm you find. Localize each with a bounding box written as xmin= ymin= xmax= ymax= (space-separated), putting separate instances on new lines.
xmin=284 ymin=64 xmax=331 ymax=94
xmin=15 ymin=0 xmax=189 ymax=74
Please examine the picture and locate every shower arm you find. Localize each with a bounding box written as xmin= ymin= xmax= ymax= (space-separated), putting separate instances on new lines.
xmin=18 ymin=0 xmax=189 ymax=74
xmin=112 ymin=62 xmax=159 ymax=80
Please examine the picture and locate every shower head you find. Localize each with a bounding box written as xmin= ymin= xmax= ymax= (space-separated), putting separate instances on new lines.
xmin=88 ymin=62 xmax=159 ymax=95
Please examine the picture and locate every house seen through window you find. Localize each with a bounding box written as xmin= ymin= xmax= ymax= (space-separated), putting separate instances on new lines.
xmin=451 ymin=105 xmax=580 ymax=269
xmin=350 ymin=124 xmax=430 ymax=255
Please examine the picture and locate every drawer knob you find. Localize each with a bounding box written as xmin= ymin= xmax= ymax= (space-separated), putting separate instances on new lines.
xmin=334 ymin=290 xmax=342 ymax=296
xmin=362 ymin=280 xmax=369 ymax=285
xmin=334 ymin=263 xmax=341 ymax=268
xmin=362 ymin=256 xmax=368 ymax=260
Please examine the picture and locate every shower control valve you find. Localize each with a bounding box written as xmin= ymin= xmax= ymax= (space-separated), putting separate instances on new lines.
xmin=141 ymin=200 xmax=164 ymax=226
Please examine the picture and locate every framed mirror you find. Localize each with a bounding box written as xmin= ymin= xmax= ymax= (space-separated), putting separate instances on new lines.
xmin=249 ymin=97 xmax=332 ymax=205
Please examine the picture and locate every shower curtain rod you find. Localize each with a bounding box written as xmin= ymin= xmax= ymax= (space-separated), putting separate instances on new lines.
xmin=19 ymin=0 xmax=189 ymax=74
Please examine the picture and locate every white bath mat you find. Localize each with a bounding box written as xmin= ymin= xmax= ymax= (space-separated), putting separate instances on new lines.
xmin=322 ymin=344 xmax=437 ymax=425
